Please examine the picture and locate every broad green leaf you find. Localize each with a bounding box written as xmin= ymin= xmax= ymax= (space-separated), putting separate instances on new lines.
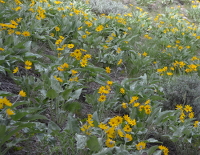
xmin=87 ymin=136 xmax=101 ymax=152
xmin=152 ymin=150 xmax=162 ymax=155
xmin=0 ymin=91 xmax=12 ymax=96
xmin=11 ymin=111 xmax=29 ymax=121
xmin=71 ymin=88 xmax=83 ymax=100
xmin=75 ymin=134 xmax=87 ymax=149
xmin=23 ymin=41 xmax=32 ymax=51
xmin=147 ymin=145 xmax=159 ymax=155
xmin=63 ymin=102 xmax=81 ymax=113
xmin=46 ymin=89 xmax=58 ymax=99
xmin=0 ymin=122 xmax=34 ymax=146
xmin=64 ymin=113 xmax=79 ymax=132
xmin=48 ymin=121 xmax=61 ymax=132
xmin=20 ymin=114 xmax=47 ymax=122
xmin=62 ymin=88 xmax=73 ymax=100
xmin=25 ymin=52 xmax=42 ymax=58
xmin=0 ymin=125 xmax=6 ymax=138
xmin=12 ymin=101 xmax=28 ymax=108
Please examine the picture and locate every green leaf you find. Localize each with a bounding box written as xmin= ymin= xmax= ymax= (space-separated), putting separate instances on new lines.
xmin=92 ymin=111 xmax=99 ymax=123
xmin=64 ymin=113 xmax=79 ymax=132
xmin=0 ymin=91 xmax=12 ymax=96
xmin=11 ymin=111 xmax=29 ymax=121
xmin=62 ymin=88 xmax=73 ymax=100
xmin=12 ymin=101 xmax=28 ymax=108
xmin=48 ymin=121 xmax=61 ymax=133
xmin=0 ymin=125 xmax=6 ymax=138
xmin=23 ymin=41 xmax=32 ymax=51
xmin=0 ymin=122 xmax=34 ymax=146
xmin=20 ymin=114 xmax=47 ymax=122
xmin=87 ymin=136 xmax=101 ymax=152
xmin=75 ymin=134 xmax=87 ymax=149
xmin=147 ymin=145 xmax=159 ymax=155
xmin=63 ymin=102 xmax=81 ymax=113
xmin=46 ymin=89 xmax=58 ymax=99
xmin=25 ymin=52 xmax=42 ymax=58
xmin=71 ymin=88 xmax=83 ymax=100
xmin=152 ymin=150 xmax=162 ymax=155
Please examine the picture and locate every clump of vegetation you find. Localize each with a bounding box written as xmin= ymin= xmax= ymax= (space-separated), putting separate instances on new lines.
xmin=88 ymin=0 xmax=131 ymax=15
xmin=1 ymin=0 xmax=200 ymax=154
xmin=163 ymin=75 xmax=200 ymax=119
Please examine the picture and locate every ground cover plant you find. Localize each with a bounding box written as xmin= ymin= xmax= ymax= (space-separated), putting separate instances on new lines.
xmin=0 ymin=0 xmax=200 ymax=154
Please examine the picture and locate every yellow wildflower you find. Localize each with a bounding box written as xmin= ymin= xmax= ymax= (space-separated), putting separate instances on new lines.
xmin=136 ymin=142 xmax=146 ymax=150
xmin=13 ymin=67 xmax=19 ymax=73
xmin=19 ymin=90 xmax=26 ymax=97
xmin=105 ymin=139 xmax=115 ymax=148
xmin=6 ymin=108 xmax=15 ymax=116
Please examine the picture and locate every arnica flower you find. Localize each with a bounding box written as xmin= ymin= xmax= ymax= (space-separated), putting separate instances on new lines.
xmin=95 ymin=25 xmax=104 ymax=32
xmin=67 ymin=44 xmax=74 ymax=49
xmin=98 ymin=122 xmax=109 ymax=130
xmin=25 ymin=60 xmax=32 ymax=67
xmin=54 ymin=76 xmax=63 ymax=82
xmin=107 ymin=81 xmax=113 ymax=85
xmin=188 ymin=112 xmax=194 ymax=119
xmin=122 ymin=102 xmax=127 ymax=108
xmin=98 ymin=95 xmax=106 ymax=102
xmin=2 ymin=97 xmax=12 ymax=107
xmin=98 ymin=86 xmax=110 ymax=94
xmin=0 ymin=0 xmax=5 ymax=3
xmin=108 ymin=116 xmax=123 ymax=127
xmin=123 ymin=124 xmax=132 ymax=132
xmin=80 ymin=59 xmax=88 ymax=67
xmin=55 ymin=26 xmax=60 ymax=31
xmin=105 ymin=127 xmax=116 ymax=138
xmin=0 ymin=48 xmax=4 ymax=51
xmin=125 ymin=134 xmax=133 ymax=142
xmin=57 ymin=63 xmax=69 ymax=71
xmin=54 ymin=1 xmax=62 ymax=4
xmin=117 ymin=129 xmax=124 ymax=137
xmin=133 ymin=102 xmax=140 ymax=107
xmin=167 ymin=72 xmax=173 ymax=76
xmin=120 ymin=88 xmax=125 ymax=94
xmin=184 ymin=105 xmax=192 ymax=112
xmin=0 ymin=102 xmax=3 ymax=109
xmin=25 ymin=60 xmax=32 ymax=69
xmin=71 ymin=70 xmax=78 ymax=76
xmin=117 ymin=59 xmax=122 ymax=65
xmin=22 ymin=31 xmax=30 ymax=37
xmin=194 ymin=121 xmax=199 ymax=127
xmin=136 ymin=142 xmax=146 ymax=150
xmin=175 ymin=104 xmax=183 ymax=110
xmin=129 ymin=96 xmax=139 ymax=104
xmin=105 ymin=67 xmax=111 ymax=73
xmin=19 ymin=90 xmax=26 ymax=97
xmin=105 ymin=138 xmax=115 ymax=148
xmin=145 ymin=99 xmax=150 ymax=104
xmin=142 ymin=52 xmax=148 ymax=56
xmin=158 ymin=145 xmax=169 ymax=155
xmin=6 ymin=108 xmax=15 ymax=116
xmin=13 ymin=67 xmax=19 ymax=73
xmin=82 ymin=35 xmax=87 ymax=38
xmin=15 ymin=31 xmax=21 ymax=35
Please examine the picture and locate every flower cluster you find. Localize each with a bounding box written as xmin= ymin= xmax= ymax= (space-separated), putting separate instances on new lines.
xmin=97 ymin=81 xmax=113 ymax=102
xmin=122 ymin=96 xmax=152 ymax=115
xmin=175 ymin=104 xmax=195 ymax=122
xmin=0 ymin=97 xmax=15 ymax=116
xmin=158 ymin=145 xmax=169 ymax=155
xmin=81 ymin=114 xmax=137 ymax=148
xmin=25 ymin=60 xmax=32 ymax=70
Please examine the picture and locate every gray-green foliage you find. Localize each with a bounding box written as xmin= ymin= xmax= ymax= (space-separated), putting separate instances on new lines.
xmin=88 ymin=0 xmax=131 ymax=15
xmin=163 ymin=75 xmax=200 ymax=119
